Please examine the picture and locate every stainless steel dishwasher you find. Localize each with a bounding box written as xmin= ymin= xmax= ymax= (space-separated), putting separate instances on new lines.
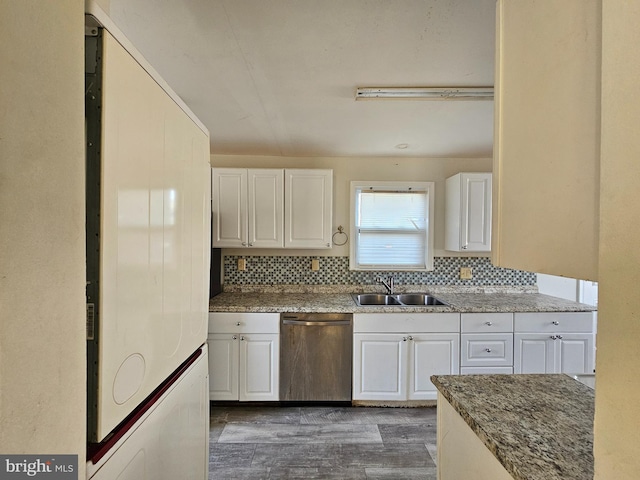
xmin=280 ymin=313 xmax=353 ymax=402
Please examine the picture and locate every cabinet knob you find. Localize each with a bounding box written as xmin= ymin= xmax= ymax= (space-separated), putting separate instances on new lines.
xmin=485 ymin=348 xmax=492 ymax=353
xmin=402 ymin=337 xmax=408 ymax=342
xmin=236 ymin=322 xmax=241 ymax=326
xmin=462 ymin=245 xmax=468 ymax=250
xmin=249 ymin=243 xmax=254 ymax=247
xmin=550 ymin=335 xmax=557 ymax=340
xmin=241 ymin=242 xmax=247 ymax=246
xmin=327 ymin=243 xmax=331 ymax=247
xmin=408 ymin=335 xmax=414 ymax=341
xmin=232 ymin=335 xmax=238 ymax=340
xmin=557 ymin=335 xmax=563 ymax=340
xmin=485 ymin=321 xmax=493 ymax=326
xmin=552 ymin=321 xmax=560 ymax=326
xmin=240 ymin=335 xmax=245 ymax=341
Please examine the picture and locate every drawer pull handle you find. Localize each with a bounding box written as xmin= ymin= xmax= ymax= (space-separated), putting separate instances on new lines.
xmin=485 ymin=321 xmax=493 ymax=326
xmin=552 ymin=321 xmax=560 ymax=326
xmin=485 ymin=348 xmax=492 ymax=353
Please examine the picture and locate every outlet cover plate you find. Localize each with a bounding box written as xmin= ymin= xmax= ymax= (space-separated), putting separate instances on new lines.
xmin=460 ymin=267 xmax=473 ymax=280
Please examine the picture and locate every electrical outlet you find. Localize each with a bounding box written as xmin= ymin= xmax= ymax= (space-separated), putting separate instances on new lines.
xmin=311 ymin=259 xmax=320 ymax=271
xmin=460 ymin=267 xmax=473 ymax=280
xmin=237 ymin=258 xmax=246 ymax=271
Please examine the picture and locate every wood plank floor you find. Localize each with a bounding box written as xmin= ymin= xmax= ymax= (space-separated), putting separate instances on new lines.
xmin=209 ymin=405 xmax=438 ymax=479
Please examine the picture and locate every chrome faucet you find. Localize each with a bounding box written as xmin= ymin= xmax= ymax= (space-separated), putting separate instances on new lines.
xmin=377 ymin=276 xmax=395 ymax=295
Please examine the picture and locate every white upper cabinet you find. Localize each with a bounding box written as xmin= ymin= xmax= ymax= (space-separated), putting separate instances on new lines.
xmin=445 ymin=173 xmax=492 ymax=252
xmin=248 ymin=169 xmax=284 ymax=248
xmin=492 ymin=0 xmax=599 ymax=280
xmin=284 ymin=169 xmax=333 ymax=249
xmin=212 ymin=168 xmax=284 ymax=248
xmin=212 ymin=167 xmax=332 ymax=249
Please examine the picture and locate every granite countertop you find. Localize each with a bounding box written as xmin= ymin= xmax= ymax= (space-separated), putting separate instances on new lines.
xmin=431 ymin=374 xmax=594 ymax=480
xmin=208 ymin=288 xmax=597 ymax=313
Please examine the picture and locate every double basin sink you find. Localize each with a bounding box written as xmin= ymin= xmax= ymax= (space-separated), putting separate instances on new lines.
xmin=352 ymin=293 xmax=448 ymax=307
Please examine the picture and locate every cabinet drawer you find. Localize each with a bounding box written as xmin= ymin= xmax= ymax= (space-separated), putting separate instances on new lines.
xmin=208 ymin=312 xmax=280 ymax=334
xmin=460 ymin=366 xmax=513 ymax=375
xmin=354 ymin=313 xmax=460 ymax=333
xmin=461 ymin=313 xmax=513 ymax=333
xmin=461 ymin=333 xmax=513 ymax=367
xmin=514 ymin=312 xmax=595 ymax=333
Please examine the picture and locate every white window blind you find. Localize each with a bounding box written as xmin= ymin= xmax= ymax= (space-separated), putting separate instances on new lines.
xmin=354 ymin=189 xmax=428 ymax=269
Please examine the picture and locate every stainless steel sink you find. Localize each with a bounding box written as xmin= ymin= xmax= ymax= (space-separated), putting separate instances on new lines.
xmin=352 ymin=294 xmax=401 ymax=305
xmin=395 ymin=293 xmax=447 ymax=306
xmin=352 ymin=293 xmax=448 ymax=307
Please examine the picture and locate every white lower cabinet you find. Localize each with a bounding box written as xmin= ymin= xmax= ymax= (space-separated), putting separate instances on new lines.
xmin=353 ymin=313 xmax=460 ymax=401
xmin=208 ymin=313 xmax=279 ymax=401
xmin=460 ymin=313 xmax=514 ymax=374
xmin=353 ymin=333 xmax=407 ymax=401
xmin=514 ymin=312 xmax=595 ymax=374
xmin=460 ymin=366 xmax=513 ymax=375
xmin=410 ymin=333 xmax=460 ymax=399
xmin=461 ymin=334 xmax=513 ymax=368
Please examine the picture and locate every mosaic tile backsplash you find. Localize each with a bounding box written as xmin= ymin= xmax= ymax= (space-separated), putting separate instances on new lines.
xmin=223 ymin=255 xmax=536 ymax=287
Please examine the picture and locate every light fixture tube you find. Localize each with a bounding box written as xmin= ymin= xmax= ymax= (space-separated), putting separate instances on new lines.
xmin=355 ymin=87 xmax=494 ymax=100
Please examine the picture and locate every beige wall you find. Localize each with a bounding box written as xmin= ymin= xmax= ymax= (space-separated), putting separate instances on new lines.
xmin=492 ymin=0 xmax=600 ymax=282
xmin=94 ymin=0 xmax=110 ymax=13
xmin=595 ymin=2 xmax=640 ymax=478
xmin=211 ymin=154 xmax=493 ymax=257
xmin=0 ymin=0 xmax=86 ymax=471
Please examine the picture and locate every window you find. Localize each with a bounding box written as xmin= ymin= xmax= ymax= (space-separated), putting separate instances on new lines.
xmin=350 ymin=181 xmax=434 ymax=271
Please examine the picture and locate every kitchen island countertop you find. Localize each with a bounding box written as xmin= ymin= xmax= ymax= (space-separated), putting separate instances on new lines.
xmin=431 ymin=374 xmax=594 ymax=480
xmin=209 ymin=290 xmax=597 ymax=314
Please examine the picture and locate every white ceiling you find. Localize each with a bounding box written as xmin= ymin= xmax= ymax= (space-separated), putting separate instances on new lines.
xmin=109 ymin=0 xmax=496 ymax=158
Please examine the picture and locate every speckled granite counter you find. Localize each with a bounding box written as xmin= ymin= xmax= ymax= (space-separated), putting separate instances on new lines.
xmin=208 ymin=289 xmax=596 ymax=314
xmin=431 ymin=374 xmax=594 ymax=480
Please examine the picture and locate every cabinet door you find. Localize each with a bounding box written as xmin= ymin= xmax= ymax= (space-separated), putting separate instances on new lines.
xmin=445 ymin=173 xmax=492 ymax=252
xmin=284 ymin=169 xmax=332 ymax=249
xmin=514 ymin=334 xmax=554 ymax=374
xmin=409 ymin=334 xmax=460 ymax=400
xmin=353 ymin=333 xmax=407 ymax=400
xmin=239 ymin=334 xmax=279 ymax=401
xmin=247 ymin=169 xmax=284 ymax=248
xmin=461 ymin=173 xmax=492 ymax=252
xmin=207 ymin=334 xmax=239 ymax=400
xmin=557 ymin=334 xmax=595 ymax=374
xmin=212 ymin=168 xmax=247 ymax=247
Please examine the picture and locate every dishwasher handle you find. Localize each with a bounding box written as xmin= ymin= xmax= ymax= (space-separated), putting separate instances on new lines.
xmin=282 ymin=319 xmax=351 ymax=326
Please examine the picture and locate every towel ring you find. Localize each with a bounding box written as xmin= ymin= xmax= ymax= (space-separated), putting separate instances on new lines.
xmin=332 ymin=225 xmax=349 ymax=246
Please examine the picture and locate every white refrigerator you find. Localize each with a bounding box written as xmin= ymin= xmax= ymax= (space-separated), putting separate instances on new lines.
xmin=84 ymin=2 xmax=211 ymax=478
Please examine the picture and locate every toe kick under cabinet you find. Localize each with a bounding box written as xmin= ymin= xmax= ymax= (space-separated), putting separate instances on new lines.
xmin=208 ymin=312 xmax=280 ymax=401
xmin=353 ymin=313 xmax=461 ymax=401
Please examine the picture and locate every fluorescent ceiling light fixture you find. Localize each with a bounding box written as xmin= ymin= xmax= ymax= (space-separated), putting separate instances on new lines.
xmin=355 ymin=87 xmax=494 ymax=100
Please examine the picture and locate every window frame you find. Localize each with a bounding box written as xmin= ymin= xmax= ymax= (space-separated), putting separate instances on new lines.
xmin=349 ymin=180 xmax=435 ymax=271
